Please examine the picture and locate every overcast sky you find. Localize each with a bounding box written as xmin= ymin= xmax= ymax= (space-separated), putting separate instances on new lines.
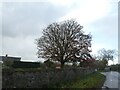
xmin=1 ymin=0 xmax=119 ymax=64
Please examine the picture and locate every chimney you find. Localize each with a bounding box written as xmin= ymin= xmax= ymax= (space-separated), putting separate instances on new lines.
xmin=6 ymin=54 xmax=8 ymax=57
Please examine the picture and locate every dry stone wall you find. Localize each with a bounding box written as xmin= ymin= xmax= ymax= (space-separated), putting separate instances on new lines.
xmin=2 ymin=67 xmax=94 ymax=88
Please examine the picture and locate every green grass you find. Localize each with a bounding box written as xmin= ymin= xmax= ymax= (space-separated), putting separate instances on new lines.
xmin=61 ymin=72 xmax=106 ymax=89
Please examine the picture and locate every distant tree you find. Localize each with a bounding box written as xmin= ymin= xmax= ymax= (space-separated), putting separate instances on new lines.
xmin=97 ymin=48 xmax=116 ymax=66
xmin=93 ymin=60 xmax=99 ymax=69
xmin=79 ymin=58 xmax=95 ymax=68
xmin=36 ymin=20 xmax=92 ymax=68
xmin=99 ymin=59 xmax=108 ymax=70
xmin=110 ymin=64 xmax=120 ymax=71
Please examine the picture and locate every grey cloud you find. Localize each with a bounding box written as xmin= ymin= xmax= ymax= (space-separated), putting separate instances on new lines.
xmin=2 ymin=2 xmax=70 ymax=38
xmin=89 ymin=10 xmax=118 ymax=50
xmin=92 ymin=11 xmax=117 ymax=37
xmin=2 ymin=36 xmax=39 ymax=61
xmin=2 ymin=2 xmax=71 ymax=60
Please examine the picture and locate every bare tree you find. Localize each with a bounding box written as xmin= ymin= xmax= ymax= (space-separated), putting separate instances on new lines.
xmin=97 ymin=48 xmax=116 ymax=65
xmin=36 ymin=20 xmax=92 ymax=68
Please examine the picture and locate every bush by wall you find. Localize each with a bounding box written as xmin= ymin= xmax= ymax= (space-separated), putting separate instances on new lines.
xmin=12 ymin=61 xmax=40 ymax=68
xmin=110 ymin=64 xmax=120 ymax=72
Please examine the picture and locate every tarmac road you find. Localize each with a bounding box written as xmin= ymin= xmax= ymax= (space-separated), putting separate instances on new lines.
xmin=101 ymin=71 xmax=119 ymax=90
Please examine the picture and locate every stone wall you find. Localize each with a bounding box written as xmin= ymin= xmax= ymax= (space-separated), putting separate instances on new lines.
xmin=2 ymin=67 xmax=94 ymax=88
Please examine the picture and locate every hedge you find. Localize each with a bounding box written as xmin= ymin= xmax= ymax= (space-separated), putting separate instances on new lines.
xmin=12 ymin=61 xmax=40 ymax=68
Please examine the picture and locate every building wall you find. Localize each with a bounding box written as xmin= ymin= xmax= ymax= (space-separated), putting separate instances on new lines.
xmin=2 ymin=57 xmax=21 ymax=61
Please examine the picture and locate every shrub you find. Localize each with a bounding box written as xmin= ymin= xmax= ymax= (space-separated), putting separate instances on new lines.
xmin=12 ymin=61 xmax=40 ymax=68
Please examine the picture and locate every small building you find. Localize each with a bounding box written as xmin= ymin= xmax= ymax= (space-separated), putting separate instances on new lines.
xmin=0 ymin=54 xmax=21 ymax=63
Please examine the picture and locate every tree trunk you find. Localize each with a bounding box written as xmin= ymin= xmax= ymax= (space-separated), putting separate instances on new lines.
xmin=61 ymin=62 xmax=64 ymax=68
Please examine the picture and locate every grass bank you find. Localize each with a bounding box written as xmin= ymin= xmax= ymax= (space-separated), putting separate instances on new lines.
xmin=61 ymin=72 xmax=106 ymax=89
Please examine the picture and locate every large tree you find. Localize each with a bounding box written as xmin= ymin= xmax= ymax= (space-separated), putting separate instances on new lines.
xmin=36 ymin=20 xmax=92 ymax=68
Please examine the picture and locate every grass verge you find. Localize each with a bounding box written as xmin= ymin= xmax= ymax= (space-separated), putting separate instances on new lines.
xmin=61 ymin=72 xmax=106 ymax=89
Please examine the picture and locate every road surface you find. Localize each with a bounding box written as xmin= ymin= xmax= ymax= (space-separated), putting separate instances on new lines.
xmin=101 ymin=71 xmax=119 ymax=90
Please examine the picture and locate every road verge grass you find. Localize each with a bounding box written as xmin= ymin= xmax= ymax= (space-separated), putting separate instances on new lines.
xmin=61 ymin=72 xmax=106 ymax=89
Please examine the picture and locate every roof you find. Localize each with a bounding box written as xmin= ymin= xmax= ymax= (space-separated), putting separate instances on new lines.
xmin=0 ymin=55 xmax=21 ymax=61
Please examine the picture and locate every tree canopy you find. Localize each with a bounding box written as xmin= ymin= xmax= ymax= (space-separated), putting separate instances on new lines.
xmin=36 ymin=20 xmax=92 ymax=68
xmin=94 ymin=48 xmax=117 ymax=70
xmin=97 ymin=48 xmax=116 ymax=63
